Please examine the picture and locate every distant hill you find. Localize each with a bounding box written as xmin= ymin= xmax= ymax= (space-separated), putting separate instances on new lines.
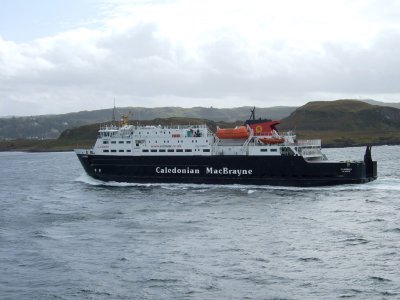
xmin=361 ymin=99 xmax=400 ymax=109
xmin=2 ymin=99 xmax=400 ymax=143
xmin=279 ymin=99 xmax=400 ymax=146
xmin=0 ymin=106 xmax=296 ymax=140
xmin=2 ymin=99 xmax=400 ymax=151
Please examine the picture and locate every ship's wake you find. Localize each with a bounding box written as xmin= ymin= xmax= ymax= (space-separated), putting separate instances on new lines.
xmin=75 ymin=173 xmax=400 ymax=192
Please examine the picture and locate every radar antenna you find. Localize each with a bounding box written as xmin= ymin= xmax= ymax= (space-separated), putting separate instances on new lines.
xmin=249 ymin=106 xmax=256 ymax=120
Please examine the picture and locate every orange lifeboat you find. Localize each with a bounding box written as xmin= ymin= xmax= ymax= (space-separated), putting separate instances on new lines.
xmin=259 ymin=137 xmax=285 ymax=144
xmin=216 ymin=126 xmax=250 ymax=139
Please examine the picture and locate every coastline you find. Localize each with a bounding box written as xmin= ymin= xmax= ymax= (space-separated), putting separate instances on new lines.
xmin=0 ymin=139 xmax=93 ymax=153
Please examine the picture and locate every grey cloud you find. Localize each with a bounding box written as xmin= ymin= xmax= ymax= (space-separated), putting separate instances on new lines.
xmin=316 ymin=30 xmax=400 ymax=94
xmin=2 ymin=21 xmax=400 ymax=116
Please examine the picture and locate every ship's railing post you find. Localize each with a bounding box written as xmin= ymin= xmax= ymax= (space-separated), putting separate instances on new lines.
xmin=241 ymin=126 xmax=254 ymax=155
xmin=212 ymin=136 xmax=220 ymax=155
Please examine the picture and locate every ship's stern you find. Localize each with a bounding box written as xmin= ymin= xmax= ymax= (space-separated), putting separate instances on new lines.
xmin=364 ymin=145 xmax=378 ymax=181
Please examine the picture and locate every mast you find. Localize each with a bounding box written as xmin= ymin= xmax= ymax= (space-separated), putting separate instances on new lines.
xmin=112 ymin=98 xmax=116 ymax=123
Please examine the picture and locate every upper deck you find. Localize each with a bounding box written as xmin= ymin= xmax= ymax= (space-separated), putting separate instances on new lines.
xmin=77 ymin=122 xmax=327 ymax=160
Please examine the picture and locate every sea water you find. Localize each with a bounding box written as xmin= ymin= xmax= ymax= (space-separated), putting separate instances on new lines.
xmin=0 ymin=146 xmax=399 ymax=299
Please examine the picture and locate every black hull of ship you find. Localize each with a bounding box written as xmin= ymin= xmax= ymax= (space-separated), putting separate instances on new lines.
xmin=76 ymin=154 xmax=377 ymax=187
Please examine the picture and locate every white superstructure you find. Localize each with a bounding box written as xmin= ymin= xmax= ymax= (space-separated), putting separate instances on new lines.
xmin=76 ymin=122 xmax=326 ymax=161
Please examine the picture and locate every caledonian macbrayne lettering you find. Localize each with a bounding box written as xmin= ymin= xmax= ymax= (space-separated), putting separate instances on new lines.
xmin=156 ymin=167 xmax=200 ymax=174
xmin=206 ymin=167 xmax=253 ymax=176
xmin=155 ymin=166 xmax=253 ymax=176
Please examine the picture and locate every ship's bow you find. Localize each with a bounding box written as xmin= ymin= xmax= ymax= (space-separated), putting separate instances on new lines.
xmin=75 ymin=149 xmax=94 ymax=177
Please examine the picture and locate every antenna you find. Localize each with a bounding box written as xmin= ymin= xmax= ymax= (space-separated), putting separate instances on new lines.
xmin=112 ymin=98 xmax=116 ymax=122
xmin=249 ymin=106 xmax=256 ymax=120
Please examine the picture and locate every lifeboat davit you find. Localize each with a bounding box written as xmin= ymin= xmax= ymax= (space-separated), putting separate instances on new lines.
xmin=259 ymin=137 xmax=285 ymax=144
xmin=216 ymin=126 xmax=250 ymax=139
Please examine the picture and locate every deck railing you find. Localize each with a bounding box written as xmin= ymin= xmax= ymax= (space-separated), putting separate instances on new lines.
xmin=296 ymin=139 xmax=321 ymax=146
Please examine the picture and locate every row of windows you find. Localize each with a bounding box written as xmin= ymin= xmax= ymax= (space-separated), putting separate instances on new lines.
xmin=142 ymin=149 xmax=211 ymax=153
xmin=102 ymin=148 xmax=211 ymax=153
xmin=103 ymin=140 xmax=207 ymax=144
xmin=103 ymin=140 xmax=131 ymax=144
xmin=137 ymin=131 xmax=201 ymax=135
xmin=260 ymin=148 xmax=278 ymax=152
xmin=146 ymin=140 xmax=205 ymax=143
xmin=103 ymin=149 xmax=132 ymax=153
xmin=103 ymin=148 xmax=277 ymax=154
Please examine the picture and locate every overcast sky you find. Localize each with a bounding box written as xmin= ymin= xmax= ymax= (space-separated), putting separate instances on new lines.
xmin=1 ymin=0 xmax=400 ymax=116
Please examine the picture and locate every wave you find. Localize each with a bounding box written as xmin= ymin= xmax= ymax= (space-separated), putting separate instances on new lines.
xmin=74 ymin=173 xmax=400 ymax=193
xmin=75 ymin=173 xmax=159 ymax=187
xmin=75 ymin=174 xmax=304 ymax=192
xmin=369 ymin=276 xmax=392 ymax=282
xmin=367 ymin=178 xmax=400 ymax=191
xmin=75 ymin=174 xmax=263 ymax=193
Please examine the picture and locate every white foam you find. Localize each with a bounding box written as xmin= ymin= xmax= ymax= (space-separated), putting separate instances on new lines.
xmin=367 ymin=178 xmax=400 ymax=191
xmin=75 ymin=173 xmax=142 ymax=187
xmin=74 ymin=173 xmax=400 ymax=192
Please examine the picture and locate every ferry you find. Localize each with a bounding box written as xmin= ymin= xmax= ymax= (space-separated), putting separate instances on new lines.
xmin=75 ymin=110 xmax=377 ymax=186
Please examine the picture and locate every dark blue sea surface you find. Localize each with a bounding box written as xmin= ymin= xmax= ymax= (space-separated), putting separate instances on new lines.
xmin=1 ymin=146 xmax=400 ymax=299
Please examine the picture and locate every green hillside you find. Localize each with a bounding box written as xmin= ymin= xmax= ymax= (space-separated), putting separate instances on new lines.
xmin=279 ymin=100 xmax=400 ymax=146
